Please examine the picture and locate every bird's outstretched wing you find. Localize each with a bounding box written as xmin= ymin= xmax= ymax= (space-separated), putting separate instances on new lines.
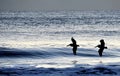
xmin=104 ymin=47 xmax=107 ymax=49
xmin=71 ymin=37 xmax=76 ymax=44
xmin=95 ymin=45 xmax=101 ymax=48
xmin=67 ymin=44 xmax=74 ymax=47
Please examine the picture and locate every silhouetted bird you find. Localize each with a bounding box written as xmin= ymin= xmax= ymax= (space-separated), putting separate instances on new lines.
xmin=95 ymin=39 xmax=107 ymax=57
xmin=67 ymin=37 xmax=79 ymax=55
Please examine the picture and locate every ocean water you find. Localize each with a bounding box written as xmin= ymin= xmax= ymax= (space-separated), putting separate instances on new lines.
xmin=0 ymin=10 xmax=120 ymax=75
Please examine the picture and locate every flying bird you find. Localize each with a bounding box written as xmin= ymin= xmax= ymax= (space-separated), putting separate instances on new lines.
xmin=67 ymin=37 xmax=79 ymax=55
xmin=95 ymin=39 xmax=107 ymax=57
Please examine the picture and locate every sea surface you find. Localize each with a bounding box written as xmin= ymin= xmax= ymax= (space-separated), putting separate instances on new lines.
xmin=0 ymin=10 xmax=120 ymax=76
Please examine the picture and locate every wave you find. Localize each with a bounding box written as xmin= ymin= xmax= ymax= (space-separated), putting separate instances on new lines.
xmin=0 ymin=47 xmax=53 ymax=58
xmin=0 ymin=64 xmax=119 ymax=76
xmin=0 ymin=47 xmax=119 ymax=58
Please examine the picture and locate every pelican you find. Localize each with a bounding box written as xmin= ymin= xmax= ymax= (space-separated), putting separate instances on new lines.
xmin=67 ymin=37 xmax=79 ymax=55
xmin=95 ymin=39 xmax=107 ymax=57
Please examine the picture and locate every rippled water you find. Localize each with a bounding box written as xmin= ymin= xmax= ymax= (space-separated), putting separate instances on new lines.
xmin=0 ymin=10 xmax=120 ymax=68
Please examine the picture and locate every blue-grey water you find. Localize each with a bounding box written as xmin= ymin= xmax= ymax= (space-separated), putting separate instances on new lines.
xmin=0 ymin=10 xmax=120 ymax=68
